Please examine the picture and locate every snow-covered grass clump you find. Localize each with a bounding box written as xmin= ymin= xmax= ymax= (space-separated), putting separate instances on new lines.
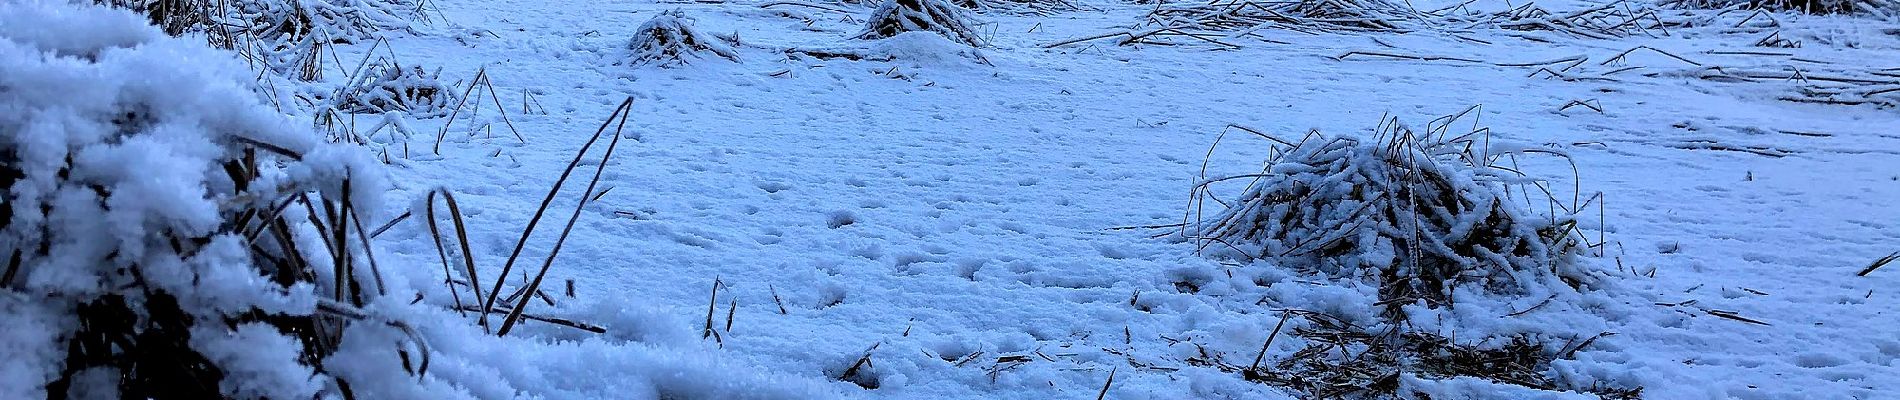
xmin=628 ymin=11 xmax=740 ymax=67
xmin=1191 ymin=134 xmax=1598 ymax=318
xmin=1183 ymin=116 xmax=1625 ymax=397
xmin=1188 ymin=121 xmax=1599 ymax=319
xmin=857 ymin=0 xmax=986 ymax=46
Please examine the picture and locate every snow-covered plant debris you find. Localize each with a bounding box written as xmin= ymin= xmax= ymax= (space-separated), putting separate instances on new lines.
xmin=1442 ymin=2 xmax=1674 ymax=40
xmin=334 ymin=62 xmax=460 ymax=117
xmin=857 ymin=0 xmax=987 ymax=46
xmin=1147 ymin=0 xmax=1429 ymax=34
xmin=0 ymin=3 xmax=416 ymax=398
xmin=1663 ymin=0 xmax=1898 ymax=16
xmin=1184 ymin=118 xmax=1601 ymax=319
xmin=788 ymin=31 xmax=990 ymax=66
xmin=628 ymin=11 xmax=740 ymax=67
xmin=1246 ymin=310 xmax=1642 ymax=399
xmin=953 ymin=0 xmax=1082 ymax=15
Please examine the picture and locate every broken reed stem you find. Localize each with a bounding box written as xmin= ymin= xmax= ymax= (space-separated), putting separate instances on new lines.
xmin=333 ymin=174 xmax=356 ymax=305
xmin=1597 ymin=192 xmax=1606 ymax=257
xmin=480 ymin=71 xmax=526 ymax=143
xmin=1600 ymin=46 xmax=1701 ymax=67
xmin=1095 ymin=367 xmax=1117 ymax=400
xmin=725 ymin=299 xmax=737 ymax=333
xmin=317 ymin=299 xmax=432 ymax=378
xmin=439 ymin=193 xmax=480 ymax=307
xmin=348 ymin=207 xmax=388 ymax=297
xmin=1859 ymin=252 xmax=1899 ymax=276
xmin=839 ymin=342 xmax=881 ymax=382
xmin=1337 ymin=51 xmax=1484 ymax=63
xmin=455 ymin=305 xmax=606 ymax=333
xmin=435 ymin=67 xmax=485 ymax=154
xmin=432 ymin=67 xmax=524 ymax=152
xmin=426 ymin=189 xmax=487 ymax=328
xmin=1248 ymin=309 xmax=1293 ymax=373
xmin=704 ymin=276 xmax=723 ymax=339
xmin=487 ymin=97 xmax=636 ymax=337
xmin=770 ymin=284 xmax=788 ymax=314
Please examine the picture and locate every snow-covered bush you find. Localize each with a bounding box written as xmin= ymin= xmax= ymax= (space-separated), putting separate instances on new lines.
xmin=857 ymin=0 xmax=986 ymax=46
xmin=334 ymin=62 xmax=460 ymax=117
xmin=628 ymin=11 xmax=740 ymax=67
xmin=0 ymin=3 xmax=414 ymax=398
xmin=1185 ymin=123 xmax=1600 ymax=319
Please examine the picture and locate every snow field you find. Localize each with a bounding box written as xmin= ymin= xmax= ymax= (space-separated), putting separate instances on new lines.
xmin=4 ymin=0 xmax=1898 ymax=398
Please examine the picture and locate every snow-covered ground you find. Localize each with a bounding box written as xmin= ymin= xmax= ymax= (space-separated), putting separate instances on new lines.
xmin=6 ymin=0 xmax=1900 ymax=398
